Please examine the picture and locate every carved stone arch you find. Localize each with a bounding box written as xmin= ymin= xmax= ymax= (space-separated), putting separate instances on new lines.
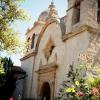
xmin=38 ymin=75 xmax=56 ymax=100
xmin=35 ymin=18 xmax=60 ymax=53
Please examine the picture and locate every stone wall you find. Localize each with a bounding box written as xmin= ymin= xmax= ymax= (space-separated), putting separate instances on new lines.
xmin=21 ymin=56 xmax=34 ymax=99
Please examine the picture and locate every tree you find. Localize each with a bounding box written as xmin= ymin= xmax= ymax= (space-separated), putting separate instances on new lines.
xmin=0 ymin=58 xmax=4 ymax=74
xmin=1 ymin=57 xmax=13 ymax=72
xmin=0 ymin=57 xmax=26 ymax=100
xmin=0 ymin=0 xmax=29 ymax=53
xmin=0 ymin=57 xmax=15 ymax=100
xmin=0 ymin=57 xmax=14 ymax=91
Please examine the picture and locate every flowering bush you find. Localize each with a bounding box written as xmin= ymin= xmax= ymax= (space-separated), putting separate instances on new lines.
xmin=76 ymin=91 xmax=85 ymax=97
xmin=91 ymin=87 xmax=99 ymax=96
xmin=58 ymin=65 xmax=100 ymax=100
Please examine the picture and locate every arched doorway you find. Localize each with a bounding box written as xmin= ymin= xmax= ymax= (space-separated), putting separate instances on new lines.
xmin=40 ymin=82 xmax=51 ymax=100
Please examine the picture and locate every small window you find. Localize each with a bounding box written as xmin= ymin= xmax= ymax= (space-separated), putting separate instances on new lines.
xmin=26 ymin=37 xmax=30 ymax=52
xmin=31 ymin=33 xmax=35 ymax=49
xmin=97 ymin=0 xmax=100 ymax=24
xmin=72 ymin=1 xmax=80 ymax=25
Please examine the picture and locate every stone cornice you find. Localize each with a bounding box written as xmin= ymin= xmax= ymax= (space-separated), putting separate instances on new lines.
xmin=63 ymin=25 xmax=97 ymax=41
xmin=20 ymin=51 xmax=37 ymax=61
xmin=36 ymin=62 xmax=58 ymax=74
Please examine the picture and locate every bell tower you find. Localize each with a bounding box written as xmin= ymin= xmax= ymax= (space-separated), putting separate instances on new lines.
xmin=66 ymin=0 xmax=98 ymax=34
xmin=66 ymin=0 xmax=76 ymax=33
xmin=80 ymin=0 xmax=98 ymax=28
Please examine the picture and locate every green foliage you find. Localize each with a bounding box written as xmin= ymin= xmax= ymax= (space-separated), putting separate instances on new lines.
xmin=0 ymin=28 xmax=23 ymax=53
xmin=0 ymin=57 xmax=14 ymax=89
xmin=0 ymin=0 xmax=30 ymax=53
xmin=1 ymin=57 xmax=13 ymax=72
xmin=88 ymin=77 xmax=100 ymax=87
xmin=0 ymin=57 xmax=13 ymax=76
xmin=0 ymin=58 xmax=5 ymax=74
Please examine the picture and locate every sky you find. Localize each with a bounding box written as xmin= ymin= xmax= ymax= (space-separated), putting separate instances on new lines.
xmin=11 ymin=0 xmax=68 ymax=66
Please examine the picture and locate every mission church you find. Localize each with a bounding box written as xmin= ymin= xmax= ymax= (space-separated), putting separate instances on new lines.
xmin=20 ymin=0 xmax=100 ymax=99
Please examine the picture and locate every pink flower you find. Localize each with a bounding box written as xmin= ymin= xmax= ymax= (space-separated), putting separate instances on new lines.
xmin=91 ymin=87 xmax=100 ymax=96
xmin=10 ymin=96 xmax=13 ymax=100
xmin=76 ymin=91 xmax=85 ymax=97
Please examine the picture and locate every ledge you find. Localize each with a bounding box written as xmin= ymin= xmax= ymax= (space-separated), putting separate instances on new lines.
xmin=36 ymin=62 xmax=58 ymax=74
xmin=20 ymin=51 xmax=37 ymax=61
xmin=62 ymin=25 xmax=97 ymax=41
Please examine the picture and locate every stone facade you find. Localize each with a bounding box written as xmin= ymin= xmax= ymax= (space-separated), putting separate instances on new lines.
xmin=21 ymin=0 xmax=100 ymax=99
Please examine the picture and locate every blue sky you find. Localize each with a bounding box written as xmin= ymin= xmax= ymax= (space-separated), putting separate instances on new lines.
xmin=11 ymin=0 xmax=68 ymax=66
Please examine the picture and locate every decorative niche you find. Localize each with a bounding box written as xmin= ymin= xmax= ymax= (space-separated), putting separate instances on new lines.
xmin=43 ymin=37 xmax=55 ymax=61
